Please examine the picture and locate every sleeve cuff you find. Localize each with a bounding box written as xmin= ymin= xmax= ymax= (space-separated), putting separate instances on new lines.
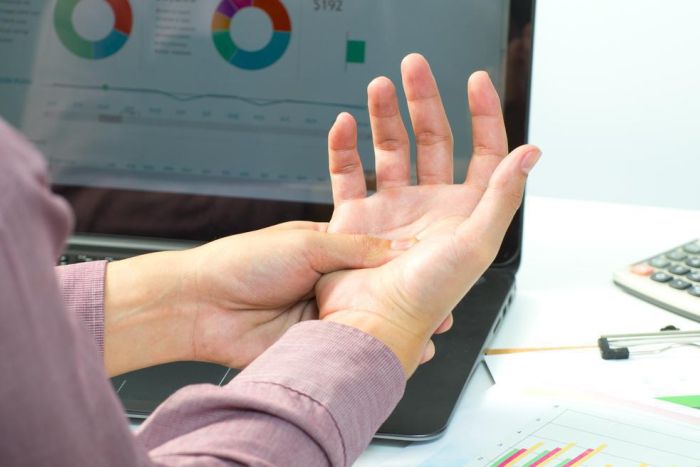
xmin=54 ymin=261 xmax=107 ymax=353
xmin=229 ymin=320 xmax=406 ymax=466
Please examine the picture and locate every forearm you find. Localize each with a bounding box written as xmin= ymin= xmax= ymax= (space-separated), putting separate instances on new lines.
xmin=56 ymin=252 xmax=194 ymax=376
xmin=104 ymin=250 xmax=194 ymax=376
xmin=2 ymin=117 xmax=407 ymax=466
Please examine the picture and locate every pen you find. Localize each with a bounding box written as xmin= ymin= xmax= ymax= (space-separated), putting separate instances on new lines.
xmin=484 ymin=345 xmax=596 ymax=355
xmin=598 ymin=330 xmax=700 ymax=360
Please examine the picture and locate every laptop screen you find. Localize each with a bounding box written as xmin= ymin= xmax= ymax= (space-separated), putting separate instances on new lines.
xmin=0 ymin=0 xmax=532 ymax=259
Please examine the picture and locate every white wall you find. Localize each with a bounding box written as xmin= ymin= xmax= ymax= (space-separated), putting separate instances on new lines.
xmin=528 ymin=0 xmax=700 ymax=209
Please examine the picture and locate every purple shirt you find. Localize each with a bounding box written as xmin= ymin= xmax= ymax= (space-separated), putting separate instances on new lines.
xmin=0 ymin=118 xmax=405 ymax=466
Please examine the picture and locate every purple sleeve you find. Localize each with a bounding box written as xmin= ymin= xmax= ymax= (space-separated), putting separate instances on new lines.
xmin=0 ymin=119 xmax=152 ymax=466
xmin=138 ymin=321 xmax=405 ymax=466
xmin=0 ymin=119 xmax=406 ymax=466
xmin=55 ymin=261 xmax=107 ymax=353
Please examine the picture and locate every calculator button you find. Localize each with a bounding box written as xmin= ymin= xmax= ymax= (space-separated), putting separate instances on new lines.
xmin=685 ymin=257 xmax=700 ymax=268
xmin=630 ymin=264 xmax=654 ymax=276
xmin=688 ymin=272 xmax=700 ymax=282
xmin=683 ymin=243 xmax=700 ymax=254
xmin=651 ymin=272 xmax=673 ymax=283
xmin=669 ymin=279 xmax=691 ymax=290
xmin=649 ymin=257 xmax=670 ymax=268
xmin=666 ymin=250 xmax=688 ymax=261
xmin=689 ymin=286 xmax=700 ymax=297
xmin=669 ymin=265 xmax=690 ymax=275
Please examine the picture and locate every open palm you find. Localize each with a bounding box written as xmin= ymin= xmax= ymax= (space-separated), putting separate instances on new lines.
xmin=327 ymin=54 xmax=519 ymax=240
xmin=317 ymin=54 xmax=540 ymax=374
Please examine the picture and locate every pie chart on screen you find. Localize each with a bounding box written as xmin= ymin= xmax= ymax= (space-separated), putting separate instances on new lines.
xmin=211 ymin=0 xmax=292 ymax=70
xmin=54 ymin=0 xmax=133 ymax=60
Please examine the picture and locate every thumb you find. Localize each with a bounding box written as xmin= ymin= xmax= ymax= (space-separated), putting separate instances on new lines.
xmin=303 ymin=231 xmax=415 ymax=274
xmin=457 ymin=144 xmax=540 ymax=262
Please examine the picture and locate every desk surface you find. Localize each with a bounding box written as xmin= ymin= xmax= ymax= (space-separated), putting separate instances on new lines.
xmin=355 ymin=195 xmax=700 ymax=465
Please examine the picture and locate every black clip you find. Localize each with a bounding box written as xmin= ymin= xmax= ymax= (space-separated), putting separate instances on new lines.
xmin=598 ymin=337 xmax=630 ymax=360
xmin=598 ymin=328 xmax=700 ymax=360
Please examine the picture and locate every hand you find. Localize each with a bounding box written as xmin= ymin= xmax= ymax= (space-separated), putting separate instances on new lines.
xmin=317 ymin=54 xmax=541 ymax=376
xmin=103 ymin=222 xmax=402 ymax=376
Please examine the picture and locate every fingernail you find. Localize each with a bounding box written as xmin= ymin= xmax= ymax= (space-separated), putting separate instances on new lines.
xmin=521 ymin=149 xmax=542 ymax=174
xmin=391 ymin=237 xmax=418 ymax=250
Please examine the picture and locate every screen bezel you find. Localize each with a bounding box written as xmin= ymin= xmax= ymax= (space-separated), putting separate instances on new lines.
xmin=53 ymin=0 xmax=534 ymax=268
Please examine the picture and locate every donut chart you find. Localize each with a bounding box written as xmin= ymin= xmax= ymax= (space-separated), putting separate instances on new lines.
xmin=212 ymin=0 xmax=291 ymax=70
xmin=54 ymin=0 xmax=133 ymax=60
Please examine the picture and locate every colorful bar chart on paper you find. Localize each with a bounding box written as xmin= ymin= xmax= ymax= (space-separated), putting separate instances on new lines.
xmin=468 ymin=406 xmax=700 ymax=467
xmin=657 ymin=394 xmax=700 ymax=410
xmin=490 ymin=442 xmax=607 ymax=467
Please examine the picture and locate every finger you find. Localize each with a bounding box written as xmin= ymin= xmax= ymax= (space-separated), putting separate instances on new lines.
xmin=367 ymin=77 xmax=411 ymax=190
xmin=328 ymin=112 xmax=367 ymax=205
xmin=303 ymin=232 xmax=416 ymax=274
xmin=463 ymin=71 xmax=509 ymax=192
xmin=401 ymin=53 xmax=454 ymax=185
xmin=457 ymin=145 xmax=541 ymax=265
xmin=434 ymin=314 xmax=453 ymax=335
xmin=420 ymin=340 xmax=436 ymax=364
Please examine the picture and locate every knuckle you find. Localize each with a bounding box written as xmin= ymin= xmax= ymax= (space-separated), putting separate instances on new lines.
xmin=472 ymin=144 xmax=500 ymax=156
xmin=330 ymin=156 xmax=361 ymax=175
xmin=415 ymin=129 xmax=453 ymax=148
xmin=375 ymin=137 xmax=406 ymax=153
xmin=489 ymin=177 xmax=525 ymax=212
xmin=502 ymin=188 xmax=525 ymax=213
xmin=457 ymin=238 xmax=497 ymax=270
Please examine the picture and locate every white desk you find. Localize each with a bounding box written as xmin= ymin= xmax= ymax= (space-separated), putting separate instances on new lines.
xmin=355 ymin=195 xmax=700 ymax=465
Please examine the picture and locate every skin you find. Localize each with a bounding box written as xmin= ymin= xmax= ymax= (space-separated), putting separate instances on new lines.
xmin=103 ymin=222 xmax=405 ymax=376
xmin=102 ymin=53 xmax=540 ymax=379
xmin=318 ymin=54 xmax=540 ymax=376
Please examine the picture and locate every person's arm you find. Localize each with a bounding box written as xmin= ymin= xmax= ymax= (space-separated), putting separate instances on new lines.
xmin=0 ymin=119 xmax=405 ymax=467
xmin=52 ymin=260 xmax=405 ymax=465
xmin=54 ymin=261 xmax=406 ymax=465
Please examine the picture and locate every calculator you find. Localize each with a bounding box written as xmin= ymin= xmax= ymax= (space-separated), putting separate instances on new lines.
xmin=613 ymin=239 xmax=700 ymax=322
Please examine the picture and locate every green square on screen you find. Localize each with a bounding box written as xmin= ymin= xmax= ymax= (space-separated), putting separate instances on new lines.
xmin=346 ymin=40 xmax=366 ymax=63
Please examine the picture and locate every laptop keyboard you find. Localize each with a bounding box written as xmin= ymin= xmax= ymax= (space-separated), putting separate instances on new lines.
xmin=58 ymin=253 xmax=121 ymax=265
xmin=58 ymin=235 xmax=199 ymax=268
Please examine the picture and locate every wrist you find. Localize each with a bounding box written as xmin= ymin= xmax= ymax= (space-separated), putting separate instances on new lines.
xmin=322 ymin=310 xmax=428 ymax=378
xmin=104 ymin=250 xmax=193 ymax=376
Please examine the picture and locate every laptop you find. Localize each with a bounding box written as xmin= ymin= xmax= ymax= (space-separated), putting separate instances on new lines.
xmin=0 ymin=0 xmax=534 ymax=440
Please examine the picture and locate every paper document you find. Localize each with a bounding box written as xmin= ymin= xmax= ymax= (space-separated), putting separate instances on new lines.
xmin=484 ymin=346 xmax=700 ymax=400
xmin=405 ymin=386 xmax=700 ymax=467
